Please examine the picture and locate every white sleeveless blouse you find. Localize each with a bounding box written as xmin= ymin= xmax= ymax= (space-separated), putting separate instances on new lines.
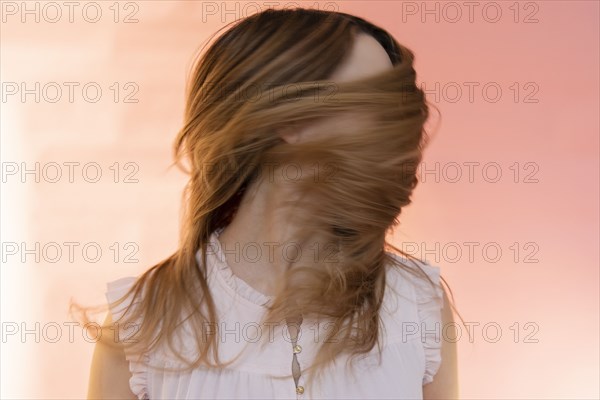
xmin=105 ymin=228 xmax=445 ymax=399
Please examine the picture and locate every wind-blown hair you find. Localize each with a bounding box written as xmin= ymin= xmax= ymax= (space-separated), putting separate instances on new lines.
xmin=76 ymin=7 xmax=463 ymax=392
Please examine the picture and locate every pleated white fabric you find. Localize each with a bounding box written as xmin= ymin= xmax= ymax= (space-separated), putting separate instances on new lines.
xmin=105 ymin=228 xmax=445 ymax=400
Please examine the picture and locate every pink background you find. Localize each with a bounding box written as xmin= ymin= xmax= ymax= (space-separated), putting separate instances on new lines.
xmin=1 ymin=1 xmax=598 ymax=399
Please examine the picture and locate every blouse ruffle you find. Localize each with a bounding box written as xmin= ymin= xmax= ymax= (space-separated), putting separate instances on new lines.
xmin=205 ymin=227 xmax=275 ymax=308
xmin=411 ymin=259 xmax=445 ymax=385
xmin=385 ymin=253 xmax=446 ymax=386
xmin=105 ymin=276 xmax=150 ymax=400
xmin=105 ymin=236 xmax=447 ymax=398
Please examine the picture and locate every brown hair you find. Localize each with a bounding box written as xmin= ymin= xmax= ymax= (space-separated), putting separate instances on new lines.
xmin=75 ymin=7 xmax=464 ymax=392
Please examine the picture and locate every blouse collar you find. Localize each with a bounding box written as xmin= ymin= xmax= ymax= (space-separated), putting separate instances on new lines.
xmin=201 ymin=227 xmax=275 ymax=308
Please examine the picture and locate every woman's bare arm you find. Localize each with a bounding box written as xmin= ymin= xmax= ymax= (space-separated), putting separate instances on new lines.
xmin=87 ymin=312 xmax=137 ymax=400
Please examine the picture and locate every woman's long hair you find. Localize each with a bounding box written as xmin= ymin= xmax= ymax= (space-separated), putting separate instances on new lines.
xmin=74 ymin=7 xmax=464 ymax=391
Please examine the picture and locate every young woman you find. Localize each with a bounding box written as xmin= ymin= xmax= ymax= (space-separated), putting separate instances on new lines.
xmin=86 ymin=8 xmax=459 ymax=400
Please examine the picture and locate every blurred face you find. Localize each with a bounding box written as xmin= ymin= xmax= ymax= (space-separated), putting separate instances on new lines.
xmin=329 ymin=32 xmax=393 ymax=82
xmin=281 ymin=32 xmax=394 ymax=144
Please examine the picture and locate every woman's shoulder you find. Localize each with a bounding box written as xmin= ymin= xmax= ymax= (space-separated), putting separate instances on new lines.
xmin=104 ymin=274 xmax=152 ymax=353
xmin=383 ymin=252 xmax=446 ymax=384
xmin=103 ymin=274 xmax=151 ymax=400
xmin=105 ymin=276 xmax=137 ymax=307
xmin=384 ymin=251 xmax=444 ymax=301
xmin=381 ymin=251 xmax=445 ymax=337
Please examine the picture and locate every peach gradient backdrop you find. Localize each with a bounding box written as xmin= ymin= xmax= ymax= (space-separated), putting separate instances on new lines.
xmin=1 ymin=1 xmax=598 ymax=399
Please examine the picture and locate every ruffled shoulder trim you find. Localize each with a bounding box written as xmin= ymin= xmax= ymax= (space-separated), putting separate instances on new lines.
xmin=385 ymin=254 xmax=445 ymax=385
xmin=411 ymin=259 xmax=445 ymax=385
xmin=105 ymin=276 xmax=150 ymax=400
